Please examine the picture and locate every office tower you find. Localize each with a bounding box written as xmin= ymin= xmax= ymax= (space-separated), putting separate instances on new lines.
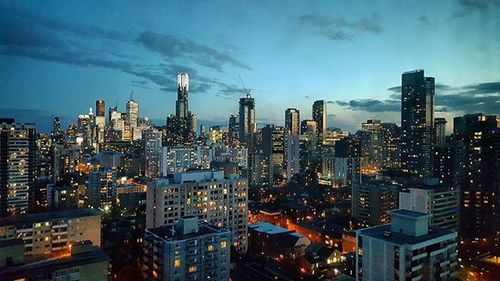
xmin=312 ymin=100 xmax=327 ymax=144
xmin=356 ymin=210 xmax=458 ymax=281
xmin=126 ymin=96 xmax=139 ymax=128
xmin=248 ymin=151 xmax=273 ymax=187
xmin=334 ymin=135 xmax=361 ymax=187
xmin=0 ymin=119 xmax=36 ymax=216
xmin=301 ymin=119 xmax=317 ymax=139
xmin=380 ymin=123 xmax=401 ymax=171
xmin=360 ymin=119 xmax=383 ymax=173
xmin=143 ymin=127 xmax=162 ymax=178
xmin=434 ymin=117 xmax=447 ymax=147
xmin=401 ymin=69 xmax=435 ymax=178
xmin=261 ymin=125 xmax=285 ymax=177
xmin=399 ymin=181 xmax=459 ymax=231
xmin=453 ymin=113 xmax=499 ymax=251
xmin=96 ymin=99 xmax=105 ymax=117
xmin=238 ymin=95 xmax=256 ymax=145
xmin=176 ymin=72 xmax=189 ymax=119
xmin=143 ymin=217 xmax=230 ymax=281
xmin=285 ymin=108 xmax=300 ymax=135
xmin=285 ymin=133 xmax=300 ymax=180
xmin=108 ymin=105 xmax=121 ymax=124
xmin=146 ymin=171 xmax=248 ymax=253
xmin=228 ymin=114 xmax=239 ymax=142
xmin=51 ymin=116 xmax=64 ymax=143
xmin=352 ymin=181 xmax=398 ymax=227
xmin=0 ymin=240 xmax=108 ymax=281
xmin=0 ymin=209 xmax=101 ymax=256
xmin=88 ymin=170 xmax=117 ymax=211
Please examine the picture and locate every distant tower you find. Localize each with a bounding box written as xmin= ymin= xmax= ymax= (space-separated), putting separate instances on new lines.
xmin=401 ymin=70 xmax=434 ymax=179
xmin=126 ymin=94 xmax=139 ymax=128
xmin=285 ymin=108 xmax=300 ymax=135
xmin=239 ymin=95 xmax=256 ymax=145
xmin=312 ymin=100 xmax=327 ymax=144
xmin=176 ymin=73 xmax=189 ymax=119
xmin=434 ymin=117 xmax=447 ymax=147
xmin=96 ymin=99 xmax=106 ymax=117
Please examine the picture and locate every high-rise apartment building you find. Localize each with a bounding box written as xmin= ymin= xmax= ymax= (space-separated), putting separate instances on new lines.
xmin=228 ymin=114 xmax=239 ymax=142
xmin=143 ymin=127 xmax=162 ymax=178
xmin=88 ymin=170 xmax=117 ymax=210
xmin=334 ymin=135 xmax=361 ymax=187
xmin=285 ymin=108 xmax=300 ymax=135
xmin=146 ymin=171 xmax=248 ymax=253
xmin=238 ymin=95 xmax=256 ymax=145
xmin=401 ymin=70 xmax=435 ymax=178
xmin=143 ymin=217 xmax=230 ymax=281
xmin=452 ymin=113 xmax=499 ymax=251
xmin=352 ymin=181 xmax=398 ymax=227
xmin=0 ymin=119 xmax=36 ymax=216
xmin=312 ymin=100 xmax=327 ymax=144
xmin=360 ymin=119 xmax=384 ymax=172
xmin=0 ymin=208 xmax=101 ymax=256
xmin=356 ymin=210 xmax=458 ymax=281
xmin=399 ymin=181 xmax=459 ymax=231
xmin=285 ymin=133 xmax=300 ymax=180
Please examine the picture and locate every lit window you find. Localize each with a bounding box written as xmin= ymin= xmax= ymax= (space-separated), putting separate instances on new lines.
xmin=174 ymin=259 xmax=181 ymax=267
xmin=220 ymin=241 xmax=227 ymax=248
xmin=188 ymin=266 xmax=197 ymax=273
xmin=207 ymin=245 xmax=214 ymax=251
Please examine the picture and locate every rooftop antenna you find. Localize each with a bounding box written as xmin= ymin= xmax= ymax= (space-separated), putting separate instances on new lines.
xmin=239 ymin=75 xmax=252 ymax=98
xmin=130 ymin=91 xmax=134 ymax=101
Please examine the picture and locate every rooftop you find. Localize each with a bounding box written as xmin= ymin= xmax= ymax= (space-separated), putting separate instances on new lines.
xmin=389 ymin=209 xmax=430 ymax=219
xmin=0 ymin=208 xmax=100 ymax=227
xmin=147 ymin=221 xmax=228 ymax=241
xmin=358 ymin=224 xmax=455 ymax=246
xmin=249 ymin=222 xmax=290 ymax=235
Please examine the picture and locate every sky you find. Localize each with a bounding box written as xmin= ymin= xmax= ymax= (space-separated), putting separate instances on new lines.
xmin=1 ymin=0 xmax=499 ymax=133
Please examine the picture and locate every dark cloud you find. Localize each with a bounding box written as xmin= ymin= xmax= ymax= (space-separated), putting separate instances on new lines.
xmin=452 ymin=0 xmax=498 ymax=18
xmin=298 ymin=13 xmax=382 ymax=41
xmin=337 ymin=81 xmax=500 ymax=114
xmin=136 ymin=31 xmax=252 ymax=71
xmin=0 ymin=3 xmax=251 ymax=99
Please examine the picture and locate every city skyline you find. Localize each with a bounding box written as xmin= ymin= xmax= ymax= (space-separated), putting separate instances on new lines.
xmin=1 ymin=1 xmax=500 ymax=133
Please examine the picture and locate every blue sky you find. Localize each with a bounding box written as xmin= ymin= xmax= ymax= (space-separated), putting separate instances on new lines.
xmin=1 ymin=0 xmax=499 ymax=132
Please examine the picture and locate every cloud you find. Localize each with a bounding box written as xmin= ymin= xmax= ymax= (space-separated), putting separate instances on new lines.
xmin=452 ymin=0 xmax=498 ymax=18
xmin=297 ymin=13 xmax=382 ymax=41
xmin=136 ymin=31 xmax=252 ymax=71
xmin=337 ymin=81 xmax=500 ymax=114
xmin=0 ymin=107 xmax=69 ymax=132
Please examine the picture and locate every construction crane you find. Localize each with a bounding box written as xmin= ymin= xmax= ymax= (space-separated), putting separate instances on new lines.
xmin=239 ymin=75 xmax=252 ymax=97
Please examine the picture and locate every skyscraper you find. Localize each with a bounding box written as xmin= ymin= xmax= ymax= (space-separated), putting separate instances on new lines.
xmin=96 ymin=99 xmax=106 ymax=117
xmin=238 ymin=95 xmax=256 ymax=145
xmin=126 ymin=96 xmax=139 ymax=129
xmin=143 ymin=127 xmax=162 ymax=178
xmin=285 ymin=108 xmax=300 ymax=135
xmin=401 ymin=70 xmax=435 ymax=179
xmin=88 ymin=170 xmax=117 ymax=211
xmin=228 ymin=114 xmax=239 ymax=142
xmin=452 ymin=113 xmax=499 ymax=254
xmin=176 ymin=72 xmax=189 ymax=119
xmin=434 ymin=117 xmax=447 ymax=147
xmin=0 ymin=119 xmax=36 ymax=216
xmin=312 ymin=100 xmax=327 ymax=144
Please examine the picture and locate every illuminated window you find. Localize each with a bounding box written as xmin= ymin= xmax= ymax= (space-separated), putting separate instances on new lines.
xmin=188 ymin=266 xmax=197 ymax=273
xmin=220 ymin=241 xmax=227 ymax=248
xmin=174 ymin=259 xmax=181 ymax=267
xmin=207 ymin=245 xmax=214 ymax=251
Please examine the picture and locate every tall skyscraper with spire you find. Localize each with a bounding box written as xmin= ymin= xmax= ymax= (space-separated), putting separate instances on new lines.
xmin=176 ymin=72 xmax=189 ymax=119
xmin=401 ymin=70 xmax=435 ymax=179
